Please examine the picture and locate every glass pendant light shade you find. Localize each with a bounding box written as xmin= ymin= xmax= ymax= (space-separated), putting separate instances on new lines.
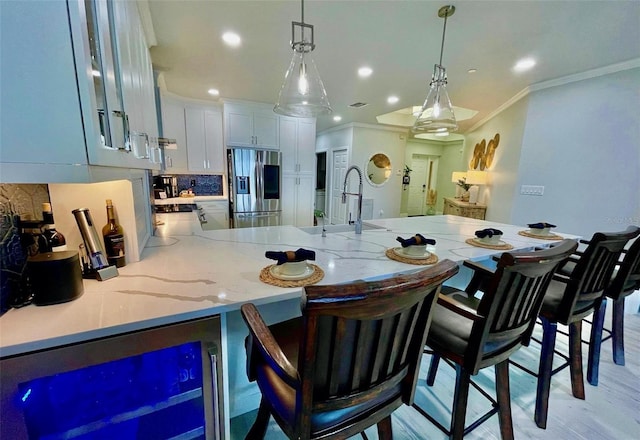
xmin=412 ymin=64 xmax=457 ymax=133
xmin=274 ymin=44 xmax=332 ymax=117
xmin=412 ymin=5 xmax=458 ymax=134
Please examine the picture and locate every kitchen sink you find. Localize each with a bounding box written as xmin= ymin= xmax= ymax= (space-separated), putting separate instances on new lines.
xmin=298 ymin=223 xmax=386 ymax=235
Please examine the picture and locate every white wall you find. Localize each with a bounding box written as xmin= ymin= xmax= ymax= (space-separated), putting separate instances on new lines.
xmin=465 ymin=67 xmax=640 ymax=237
xmin=352 ymin=125 xmax=406 ymax=219
xmin=465 ymin=96 xmax=530 ymax=222
xmin=511 ymin=68 xmax=640 ymax=236
xmin=317 ymin=124 xmax=409 ymax=221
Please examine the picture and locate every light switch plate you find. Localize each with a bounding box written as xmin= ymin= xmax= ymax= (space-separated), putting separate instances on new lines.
xmin=521 ymin=185 xmax=545 ymax=196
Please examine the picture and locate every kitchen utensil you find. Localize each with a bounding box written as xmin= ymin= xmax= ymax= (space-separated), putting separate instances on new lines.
xmin=72 ymin=208 xmax=118 ymax=281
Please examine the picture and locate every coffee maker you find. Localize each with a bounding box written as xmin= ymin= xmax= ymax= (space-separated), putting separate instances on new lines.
xmin=154 ymin=175 xmax=178 ymax=199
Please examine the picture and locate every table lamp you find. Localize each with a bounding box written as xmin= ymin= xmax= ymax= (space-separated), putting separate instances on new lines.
xmin=451 ymin=171 xmax=467 ymax=198
xmin=466 ymin=170 xmax=488 ymax=204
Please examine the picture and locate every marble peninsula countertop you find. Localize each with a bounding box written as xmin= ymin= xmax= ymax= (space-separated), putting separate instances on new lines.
xmin=0 ymin=215 xmax=577 ymax=357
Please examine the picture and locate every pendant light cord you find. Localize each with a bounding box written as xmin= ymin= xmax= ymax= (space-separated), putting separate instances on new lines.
xmin=439 ymin=8 xmax=449 ymax=67
xmin=300 ymin=0 xmax=305 ymax=41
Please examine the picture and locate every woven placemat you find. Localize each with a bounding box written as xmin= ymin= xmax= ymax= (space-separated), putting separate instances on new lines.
xmin=465 ymin=238 xmax=514 ymax=250
xmin=518 ymin=230 xmax=563 ymax=240
xmin=385 ymin=248 xmax=439 ymax=265
xmin=259 ymin=264 xmax=324 ymax=287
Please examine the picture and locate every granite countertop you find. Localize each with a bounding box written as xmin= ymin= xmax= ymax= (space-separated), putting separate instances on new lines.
xmin=0 ymin=215 xmax=577 ymax=357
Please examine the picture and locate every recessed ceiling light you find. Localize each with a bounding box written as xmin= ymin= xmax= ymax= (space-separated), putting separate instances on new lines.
xmin=513 ymin=58 xmax=536 ymax=72
xmin=358 ymin=66 xmax=373 ymax=78
xmin=468 ymin=68 xmax=477 ymax=74
xmin=208 ymin=88 xmax=220 ymax=96
xmin=387 ymin=96 xmax=399 ymax=104
xmin=333 ymin=115 xmax=342 ymax=122
xmin=222 ymin=32 xmax=241 ymax=47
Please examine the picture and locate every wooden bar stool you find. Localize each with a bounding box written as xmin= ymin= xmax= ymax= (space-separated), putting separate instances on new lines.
xmin=241 ymin=260 xmax=458 ymax=440
xmin=415 ymin=240 xmax=577 ymax=440
xmin=587 ymin=234 xmax=640 ymax=383
xmin=511 ymin=226 xmax=640 ymax=429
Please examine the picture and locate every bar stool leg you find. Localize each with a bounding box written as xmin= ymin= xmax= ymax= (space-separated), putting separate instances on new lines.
xmin=535 ymin=317 xmax=557 ymax=429
xmin=450 ymin=365 xmax=470 ymax=439
xmin=495 ymin=360 xmax=514 ymax=440
xmin=612 ymin=298 xmax=626 ymax=365
xmin=587 ymin=299 xmax=606 ymax=386
xmin=569 ymin=320 xmax=585 ymax=399
xmin=427 ymin=354 xmax=441 ymax=386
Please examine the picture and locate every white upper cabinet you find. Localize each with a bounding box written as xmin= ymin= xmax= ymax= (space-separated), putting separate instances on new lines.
xmin=279 ymin=116 xmax=317 ymax=227
xmin=0 ymin=0 xmax=160 ymax=183
xmin=185 ymin=106 xmax=224 ymax=174
xmin=279 ymin=117 xmax=316 ymax=174
xmin=224 ymin=102 xmax=278 ymax=149
xmin=159 ymin=95 xmax=224 ymax=174
xmin=160 ymin=95 xmax=189 ymax=172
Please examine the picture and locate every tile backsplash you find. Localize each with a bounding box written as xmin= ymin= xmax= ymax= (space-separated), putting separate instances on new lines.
xmin=0 ymin=184 xmax=50 ymax=220
xmin=0 ymin=184 xmax=49 ymax=315
xmin=174 ymin=174 xmax=224 ymax=196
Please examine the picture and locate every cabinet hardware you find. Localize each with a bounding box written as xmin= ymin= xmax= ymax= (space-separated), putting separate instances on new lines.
xmin=208 ymin=346 xmax=222 ymax=440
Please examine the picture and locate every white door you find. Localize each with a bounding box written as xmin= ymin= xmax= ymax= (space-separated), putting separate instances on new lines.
xmin=407 ymin=157 xmax=428 ymax=216
xmin=330 ymin=149 xmax=348 ymax=225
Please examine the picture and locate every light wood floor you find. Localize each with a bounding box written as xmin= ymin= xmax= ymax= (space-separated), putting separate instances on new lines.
xmin=230 ymin=292 xmax=640 ymax=439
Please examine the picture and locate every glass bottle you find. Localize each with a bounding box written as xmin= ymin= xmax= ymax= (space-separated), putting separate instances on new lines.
xmin=39 ymin=203 xmax=67 ymax=252
xmin=102 ymin=199 xmax=126 ymax=267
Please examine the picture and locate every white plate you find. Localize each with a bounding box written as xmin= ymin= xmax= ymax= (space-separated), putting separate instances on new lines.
xmin=269 ymin=264 xmax=315 ymax=280
xmin=528 ymin=228 xmax=551 ymax=236
xmin=472 ymin=237 xmax=508 ymax=247
xmin=392 ymin=247 xmax=432 ymax=260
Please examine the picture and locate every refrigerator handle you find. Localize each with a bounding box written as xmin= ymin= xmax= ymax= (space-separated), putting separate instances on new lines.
xmin=255 ymin=150 xmax=264 ymax=211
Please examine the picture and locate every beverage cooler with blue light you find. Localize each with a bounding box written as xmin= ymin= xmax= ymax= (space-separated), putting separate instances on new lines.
xmin=1 ymin=316 xmax=223 ymax=440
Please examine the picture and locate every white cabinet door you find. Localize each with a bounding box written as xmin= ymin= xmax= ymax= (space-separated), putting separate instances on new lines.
xmin=160 ymin=96 xmax=189 ymax=171
xmin=225 ymin=107 xmax=253 ymax=147
xmin=281 ymin=174 xmax=315 ymax=227
xmin=296 ymin=120 xmax=316 ymax=174
xmin=0 ymin=0 xmax=87 ymax=167
xmin=197 ymin=201 xmax=229 ymax=230
xmin=278 ymin=117 xmax=316 ymax=174
xmin=185 ymin=107 xmax=207 ymax=172
xmin=224 ymin=103 xmax=279 ymax=149
xmin=281 ymin=174 xmax=297 ymax=226
xmin=203 ymin=110 xmax=224 ymax=174
xmin=295 ymin=174 xmax=315 ymax=227
xmin=279 ymin=118 xmax=297 ymax=174
xmin=252 ymin=110 xmax=278 ymax=149
xmin=185 ymin=106 xmax=224 ymax=174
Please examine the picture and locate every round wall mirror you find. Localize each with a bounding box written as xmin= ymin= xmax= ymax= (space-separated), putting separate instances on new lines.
xmin=366 ymin=153 xmax=392 ymax=186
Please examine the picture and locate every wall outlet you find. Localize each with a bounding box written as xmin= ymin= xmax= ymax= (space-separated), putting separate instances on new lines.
xmin=521 ymin=185 xmax=544 ymax=196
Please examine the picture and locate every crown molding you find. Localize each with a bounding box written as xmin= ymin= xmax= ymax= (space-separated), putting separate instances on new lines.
xmin=467 ymin=58 xmax=640 ymax=133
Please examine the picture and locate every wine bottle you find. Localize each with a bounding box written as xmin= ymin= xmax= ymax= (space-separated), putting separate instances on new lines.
xmin=39 ymin=202 xmax=67 ymax=252
xmin=102 ymin=199 xmax=126 ymax=267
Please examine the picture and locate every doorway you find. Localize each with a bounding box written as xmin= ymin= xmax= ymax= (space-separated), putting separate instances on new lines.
xmin=330 ymin=149 xmax=348 ymax=225
xmin=315 ymin=152 xmax=327 ymax=216
xmin=407 ymin=155 xmax=439 ymax=216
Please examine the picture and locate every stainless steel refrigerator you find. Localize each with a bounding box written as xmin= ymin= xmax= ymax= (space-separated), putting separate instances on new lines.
xmin=228 ymin=148 xmax=281 ymax=228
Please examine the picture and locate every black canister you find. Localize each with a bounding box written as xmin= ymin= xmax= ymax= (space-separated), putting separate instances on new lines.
xmin=27 ymin=251 xmax=84 ymax=305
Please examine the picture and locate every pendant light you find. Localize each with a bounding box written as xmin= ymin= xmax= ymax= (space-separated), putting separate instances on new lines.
xmin=274 ymin=0 xmax=332 ymax=117
xmin=412 ymin=5 xmax=458 ymax=134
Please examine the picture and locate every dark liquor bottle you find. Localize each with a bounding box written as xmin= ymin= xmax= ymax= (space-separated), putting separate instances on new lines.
xmin=102 ymin=199 xmax=126 ymax=267
xmin=39 ymin=203 xmax=67 ymax=252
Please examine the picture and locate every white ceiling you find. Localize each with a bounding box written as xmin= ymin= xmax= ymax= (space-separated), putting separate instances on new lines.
xmin=146 ymin=0 xmax=640 ymax=135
